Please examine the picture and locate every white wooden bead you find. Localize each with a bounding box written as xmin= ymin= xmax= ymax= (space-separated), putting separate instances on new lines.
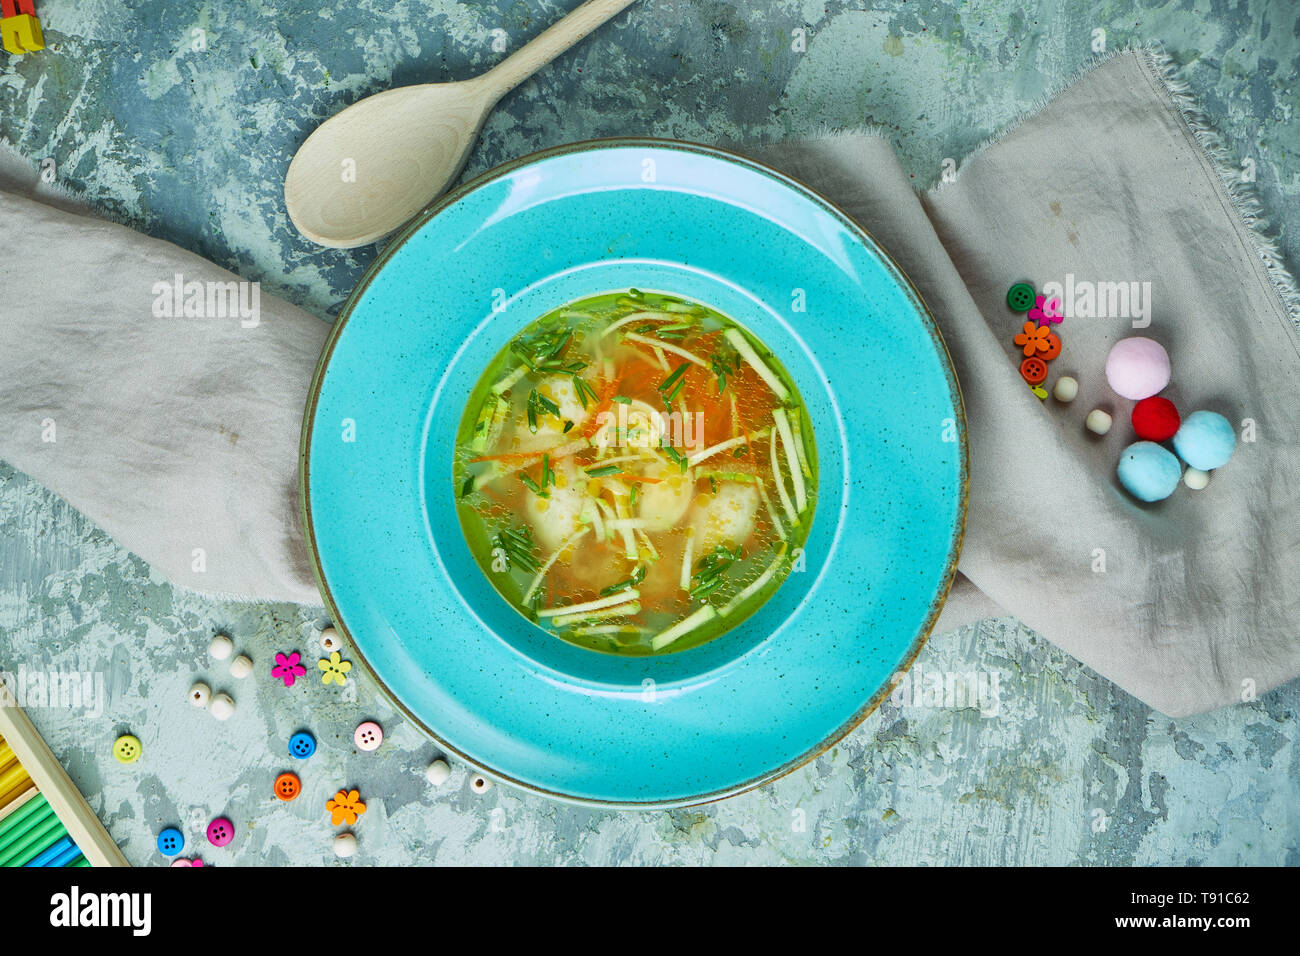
xmin=320 ymin=627 xmax=342 ymax=652
xmin=210 ymin=693 xmax=236 ymax=720
xmin=1085 ymin=409 xmax=1112 ymax=435
xmin=208 ymin=634 xmax=234 ymax=660
xmin=229 ymin=655 xmax=253 ymax=679
xmin=334 ymin=832 xmax=358 ymax=858
xmin=188 ymin=682 xmax=211 ymax=708
xmin=1052 ymin=375 xmax=1078 ymax=403
xmin=1183 ymin=467 xmax=1209 ymax=490
xmin=470 ymin=774 xmax=492 ymax=794
xmin=425 ymin=759 xmax=451 ymax=786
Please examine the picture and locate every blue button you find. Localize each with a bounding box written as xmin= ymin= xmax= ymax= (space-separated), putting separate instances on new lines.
xmin=289 ymin=731 xmax=316 ymax=759
xmin=157 ymin=827 xmax=184 ymax=857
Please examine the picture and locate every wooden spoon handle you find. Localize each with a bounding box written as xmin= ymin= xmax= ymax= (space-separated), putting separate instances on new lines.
xmin=479 ymin=0 xmax=640 ymax=100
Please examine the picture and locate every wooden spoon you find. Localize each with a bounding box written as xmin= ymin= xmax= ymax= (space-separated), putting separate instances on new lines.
xmin=285 ymin=0 xmax=640 ymax=249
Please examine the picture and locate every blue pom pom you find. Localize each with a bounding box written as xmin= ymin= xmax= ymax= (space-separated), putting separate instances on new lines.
xmin=1172 ymin=410 xmax=1235 ymax=471
xmin=1117 ymin=441 xmax=1182 ymax=502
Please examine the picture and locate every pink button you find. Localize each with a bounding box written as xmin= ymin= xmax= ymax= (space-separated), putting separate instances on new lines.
xmin=354 ymin=721 xmax=383 ymax=752
xmin=170 ymin=857 xmax=205 ymax=867
xmin=206 ymin=817 xmax=234 ymax=847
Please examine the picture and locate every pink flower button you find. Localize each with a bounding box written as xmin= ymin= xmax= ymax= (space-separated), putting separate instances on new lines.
xmin=1035 ymin=294 xmax=1063 ymax=325
xmin=271 ymin=651 xmax=307 ymax=687
xmin=206 ymin=817 xmax=234 ymax=848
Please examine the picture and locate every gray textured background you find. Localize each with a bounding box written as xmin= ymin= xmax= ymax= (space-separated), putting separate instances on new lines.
xmin=1 ymin=0 xmax=1297 ymax=865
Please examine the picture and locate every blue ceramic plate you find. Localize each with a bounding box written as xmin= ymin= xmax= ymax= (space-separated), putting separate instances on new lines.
xmin=301 ymin=139 xmax=966 ymax=808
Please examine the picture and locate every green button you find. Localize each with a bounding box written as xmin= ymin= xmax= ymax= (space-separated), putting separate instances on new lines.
xmin=1007 ymin=282 xmax=1036 ymax=312
xmin=113 ymin=734 xmax=142 ymax=764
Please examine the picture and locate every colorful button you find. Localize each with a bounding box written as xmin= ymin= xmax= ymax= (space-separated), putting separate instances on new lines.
xmin=206 ymin=817 xmax=234 ymax=848
xmin=326 ymin=789 xmax=367 ymax=826
xmin=1019 ymin=357 xmax=1048 ymax=386
xmin=274 ymin=772 xmax=301 ymax=802
xmin=1013 ymin=321 xmax=1050 ymax=357
xmin=1038 ymin=332 xmax=1062 ymax=361
xmin=289 ymin=731 xmax=316 ymax=759
xmin=157 ymin=827 xmax=184 ymax=856
xmin=354 ymin=721 xmax=383 ymax=752
xmin=113 ymin=734 xmax=142 ymax=764
xmin=1007 ymin=282 xmax=1036 ymax=312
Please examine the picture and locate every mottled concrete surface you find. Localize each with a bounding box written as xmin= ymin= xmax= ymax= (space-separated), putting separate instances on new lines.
xmin=1 ymin=1 xmax=1297 ymax=865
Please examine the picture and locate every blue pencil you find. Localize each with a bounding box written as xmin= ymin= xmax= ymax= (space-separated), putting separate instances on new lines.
xmin=48 ymin=840 xmax=84 ymax=867
xmin=25 ymin=833 xmax=74 ymax=867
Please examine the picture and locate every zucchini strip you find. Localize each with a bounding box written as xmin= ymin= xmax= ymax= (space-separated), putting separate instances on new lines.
xmin=790 ymin=409 xmax=812 ymax=480
xmin=522 ymin=527 xmax=591 ymax=605
xmin=538 ymin=588 xmax=640 ymax=619
xmin=624 ymin=333 xmax=707 ymax=367
xmin=598 ymin=311 xmax=679 ymax=339
xmin=769 ymin=430 xmax=797 ymax=525
xmin=651 ymin=604 xmax=718 ymax=651
xmin=754 ymin=476 xmax=787 ymax=541
xmin=720 ymin=544 xmax=789 ymax=615
xmin=490 ymin=364 xmax=529 ymax=396
xmin=773 ymin=408 xmax=806 ymax=513
xmin=687 ymin=428 xmax=770 ymax=467
xmin=551 ymin=600 xmax=641 ymax=628
xmin=723 ymin=328 xmax=789 ymax=400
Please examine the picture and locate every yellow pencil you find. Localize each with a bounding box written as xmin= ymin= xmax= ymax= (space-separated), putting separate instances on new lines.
xmin=0 ymin=761 xmax=31 ymax=798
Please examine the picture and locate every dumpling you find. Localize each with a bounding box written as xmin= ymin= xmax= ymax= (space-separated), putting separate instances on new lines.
xmin=523 ymin=459 xmax=587 ymax=551
xmin=636 ymin=464 xmax=695 ymax=532
xmin=691 ymin=481 xmax=759 ymax=553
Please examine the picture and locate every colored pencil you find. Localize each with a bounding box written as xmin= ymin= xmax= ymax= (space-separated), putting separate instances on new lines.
xmin=0 ymin=786 xmax=38 ymax=824
xmin=0 ymin=812 xmax=65 ymax=867
xmin=48 ymin=840 xmax=84 ymax=868
xmin=26 ymin=833 xmax=75 ymax=867
xmin=0 ymin=793 xmax=51 ymax=846
xmin=0 ymin=689 xmax=128 ymax=866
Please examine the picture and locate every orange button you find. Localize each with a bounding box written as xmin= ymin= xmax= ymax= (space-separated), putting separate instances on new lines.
xmin=274 ymin=772 xmax=301 ymax=802
xmin=1020 ymin=356 xmax=1049 ymax=386
xmin=1039 ymin=332 xmax=1062 ymax=360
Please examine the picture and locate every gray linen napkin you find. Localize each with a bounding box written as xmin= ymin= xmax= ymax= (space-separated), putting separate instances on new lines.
xmin=1 ymin=49 xmax=1296 ymax=716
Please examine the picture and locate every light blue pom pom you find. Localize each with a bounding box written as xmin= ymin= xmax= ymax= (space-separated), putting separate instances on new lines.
xmin=1172 ymin=410 xmax=1235 ymax=471
xmin=1118 ymin=441 xmax=1182 ymax=502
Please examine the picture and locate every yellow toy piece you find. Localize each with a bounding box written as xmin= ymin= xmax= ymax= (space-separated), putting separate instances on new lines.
xmin=2 ymin=13 xmax=45 ymax=55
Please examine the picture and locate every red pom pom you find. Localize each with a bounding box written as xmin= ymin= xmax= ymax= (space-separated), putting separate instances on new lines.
xmin=1132 ymin=396 xmax=1180 ymax=441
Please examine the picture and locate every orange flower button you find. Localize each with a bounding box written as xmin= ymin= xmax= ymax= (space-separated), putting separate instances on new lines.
xmin=326 ymin=788 xmax=367 ymax=826
xmin=1013 ymin=320 xmax=1050 ymax=356
xmin=274 ymin=772 xmax=301 ymax=802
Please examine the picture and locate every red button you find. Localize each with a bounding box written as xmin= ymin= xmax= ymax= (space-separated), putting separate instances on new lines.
xmin=1020 ymin=357 xmax=1048 ymax=385
xmin=1038 ymin=332 xmax=1062 ymax=360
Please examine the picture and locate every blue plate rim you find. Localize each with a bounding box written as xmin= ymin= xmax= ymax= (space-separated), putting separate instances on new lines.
xmin=298 ymin=136 xmax=969 ymax=809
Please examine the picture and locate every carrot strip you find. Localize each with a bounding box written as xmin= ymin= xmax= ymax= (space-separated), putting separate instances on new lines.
xmin=581 ymin=374 xmax=624 ymax=439
xmin=610 ymin=474 xmax=662 ymax=484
